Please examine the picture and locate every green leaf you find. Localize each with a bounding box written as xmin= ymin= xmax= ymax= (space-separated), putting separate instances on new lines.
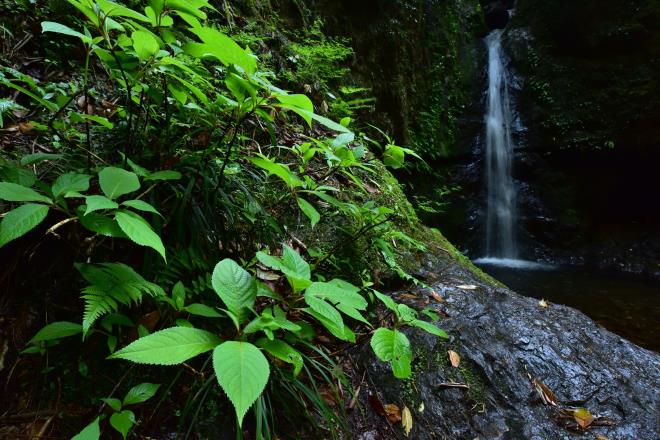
xmin=0 ymin=203 xmax=49 ymax=248
xmin=99 ymin=167 xmax=141 ymax=200
xmin=132 ymin=30 xmax=160 ymax=60
xmin=383 ymin=145 xmax=405 ymax=169
xmin=212 ymin=341 xmax=269 ymax=427
xmin=275 ymin=94 xmax=313 ymax=126
xmin=101 ymin=397 xmax=122 ymax=412
xmin=256 ymin=246 xmax=311 ymax=292
xmin=29 ymin=321 xmax=82 ymax=343
xmin=185 ymin=27 xmax=256 ymax=74
xmin=256 ymin=338 xmax=303 ymax=377
xmin=172 ymin=281 xmax=185 ymax=310
xmin=370 ymin=328 xmax=412 ymax=378
xmin=305 ymin=280 xmax=369 ymax=324
xmin=115 ymin=210 xmax=166 ymax=261
xmin=144 ymin=170 xmax=181 ymax=181
xmin=373 ymin=290 xmax=398 ymax=314
xmin=77 ymin=209 xmax=127 ymax=238
xmin=122 ymin=199 xmax=161 ymax=216
xmin=249 ymin=155 xmax=303 ymax=189
xmin=41 ymin=21 xmax=91 ymax=43
xmin=20 ymin=153 xmax=62 ymax=166
xmin=0 ymin=182 xmax=52 ymax=203
xmin=109 ymin=327 xmax=221 ymax=365
xmin=185 ymin=303 xmax=222 ymax=318
xmin=71 ymin=417 xmax=100 ymax=440
xmin=409 ymin=319 xmax=448 ymax=338
xmin=110 ymin=409 xmax=135 ymax=439
xmin=211 ymin=259 xmax=256 ymax=322
xmin=84 ymin=195 xmax=119 ymax=215
xmin=296 ymin=108 xmax=352 ymax=133
xmin=52 ymin=173 xmax=91 ymax=198
xmin=123 ymin=382 xmax=160 ymax=406
xmin=296 ymin=197 xmax=320 ymax=227
xmin=304 ymin=308 xmax=355 ymax=342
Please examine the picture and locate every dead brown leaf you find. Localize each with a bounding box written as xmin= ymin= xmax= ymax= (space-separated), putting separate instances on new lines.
xmin=531 ymin=378 xmax=558 ymax=406
xmin=572 ymin=407 xmax=594 ymax=428
xmin=400 ymin=293 xmax=417 ymax=299
xmin=430 ymin=290 xmax=444 ymax=302
xmin=401 ymin=405 xmax=413 ymax=437
xmin=383 ymin=403 xmax=401 ymax=423
xmin=539 ymin=298 xmax=549 ymax=308
xmin=448 ymin=350 xmax=461 ymax=368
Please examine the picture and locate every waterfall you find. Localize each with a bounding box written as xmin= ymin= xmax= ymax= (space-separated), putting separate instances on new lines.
xmin=484 ymin=29 xmax=517 ymax=259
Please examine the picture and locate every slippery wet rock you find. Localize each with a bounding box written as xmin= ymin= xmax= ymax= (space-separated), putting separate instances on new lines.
xmin=348 ymin=264 xmax=659 ymax=439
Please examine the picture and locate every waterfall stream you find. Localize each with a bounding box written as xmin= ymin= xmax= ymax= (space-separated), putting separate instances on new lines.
xmin=483 ymin=29 xmax=518 ymax=260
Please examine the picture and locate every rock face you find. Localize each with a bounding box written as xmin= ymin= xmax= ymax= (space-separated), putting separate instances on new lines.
xmin=349 ymin=262 xmax=660 ymax=439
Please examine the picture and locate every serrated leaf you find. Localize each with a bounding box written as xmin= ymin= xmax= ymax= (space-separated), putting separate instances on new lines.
xmin=84 ymin=195 xmax=119 ymax=215
xmin=77 ymin=209 xmax=126 ymax=238
xmin=123 ymin=382 xmax=160 ymax=406
xmin=52 ymin=173 xmax=91 ymax=198
xmin=0 ymin=203 xmax=49 ymax=248
xmin=71 ymin=417 xmax=100 ymax=440
xmin=256 ymin=338 xmax=303 ymax=377
xmin=0 ymin=182 xmax=52 ymax=203
xmin=109 ymin=327 xmax=221 ymax=365
xmin=296 ymin=197 xmax=320 ymax=227
xmin=110 ymin=409 xmax=135 ymax=439
xmin=122 ymin=199 xmax=161 ymax=216
xmin=370 ymin=328 xmax=412 ymax=378
xmin=212 ymin=341 xmax=269 ymax=427
xmin=99 ymin=167 xmax=140 ymax=200
xmin=29 ymin=321 xmax=82 ymax=343
xmin=211 ymin=259 xmax=256 ymax=322
xmin=410 ymin=319 xmax=448 ymax=339
xmin=304 ymin=308 xmax=354 ymax=342
xmin=115 ymin=210 xmax=166 ymax=261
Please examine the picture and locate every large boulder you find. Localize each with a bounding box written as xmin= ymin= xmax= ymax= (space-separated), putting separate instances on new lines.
xmin=348 ymin=262 xmax=659 ymax=439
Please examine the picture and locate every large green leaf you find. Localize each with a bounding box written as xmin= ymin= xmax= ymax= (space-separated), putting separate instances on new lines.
xmin=296 ymin=197 xmax=320 ymax=227
xmin=77 ymin=208 xmax=127 ymax=238
xmin=256 ymin=338 xmax=303 ymax=377
xmin=29 ymin=321 xmax=82 ymax=343
xmin=0 ymin=203 xmax=49 ymax=248
xmin=409 ymin=319 xmax=448 ymax=339
xmin=109 ymin=409 xmax=135 ymax=440
xmin=211 ymin=259 xmax=256 ymax=322
xmin=132 ymin=30 xmax=159 ymax=60
xmin=370 ymin=328 xmax=412 ymax=379
xmin=275 ymin=93 xmax=314 ymax=126
xmin=109 ymin=327 xmax=221 ymax=365
xmin=41 ymin=21 xmax=91 ymax=43
xmin=249 ymin=155 xmax=303 ymax=189
xmin=84 ymin=195 xmax=119 ymax=215
xmin=52 ymin=173 xmax=91 ymax=198
xmin=115 ymin=210 xmax=166 ymax=261
xmin=0 ymin=182 xmax=52 ymax=204
xmin=99 ymin=167 xmax=140 ymax=200
xmin=123 ymin=382 xmax=160 ymax=406
xmin=185 ymin=27 xmax=256 ymax=74
xmin=71 ymin=417 xmax=100 ymax=440
xmin=212 ymin=341 xmax=269 ymax=427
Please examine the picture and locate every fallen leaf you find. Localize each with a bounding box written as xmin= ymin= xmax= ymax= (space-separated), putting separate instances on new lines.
xmin=430 ymin=290 xmax=444 ymax=302
xmin=448 ymin=350 xmax=461 ymax=368
xmin=417 ymin=402 xmax=424 ymax=413
xmin=18 ymin=122 xmax=34 ymax=133
xmin=383 ymin=403 xmax=401 ymax=423
xmin=368 ymin=392 xmax=386 ymax=416
xmin=256 ymin=268 xmax=280 ymax=281
xmin=401 ymin=405 xmax=413 ymax=436
xmin=539 ymin=298 xmax=549 ymax=308
xmin=400 ymin=293 xmax=417 ymax=299
xmin=572 ymin=407 xmax=594 ymax=428
xmin=595 ymin=435 xmax=611 ymax=440
xmin=531 ymin=378 xmax=558 ymax=406
xmin=456 ymin=284 xmax=477 ymax=290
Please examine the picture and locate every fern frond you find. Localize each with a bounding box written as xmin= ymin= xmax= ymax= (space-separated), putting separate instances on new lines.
xmin=75 ymin=263 xmax=165 ymax=336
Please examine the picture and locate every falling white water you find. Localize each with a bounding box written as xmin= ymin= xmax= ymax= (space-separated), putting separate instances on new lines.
xmin=484 ymin=29 xmax=517 ymax=259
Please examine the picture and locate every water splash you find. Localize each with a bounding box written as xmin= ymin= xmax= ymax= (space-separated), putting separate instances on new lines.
xmin=484 ymin=29 xmax=517 ymax=258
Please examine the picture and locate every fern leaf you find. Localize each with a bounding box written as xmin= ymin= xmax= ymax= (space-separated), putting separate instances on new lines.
xmin=76 ymin=263 xmax=165 ymax=336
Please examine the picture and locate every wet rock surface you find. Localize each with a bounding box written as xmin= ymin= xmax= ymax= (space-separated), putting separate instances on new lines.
xmin=348 ymin=262 xmax=660 ymax=439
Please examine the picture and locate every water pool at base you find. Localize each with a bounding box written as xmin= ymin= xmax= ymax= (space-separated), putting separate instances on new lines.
xmin=475 ymin=261 xmax=660 ymax=352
